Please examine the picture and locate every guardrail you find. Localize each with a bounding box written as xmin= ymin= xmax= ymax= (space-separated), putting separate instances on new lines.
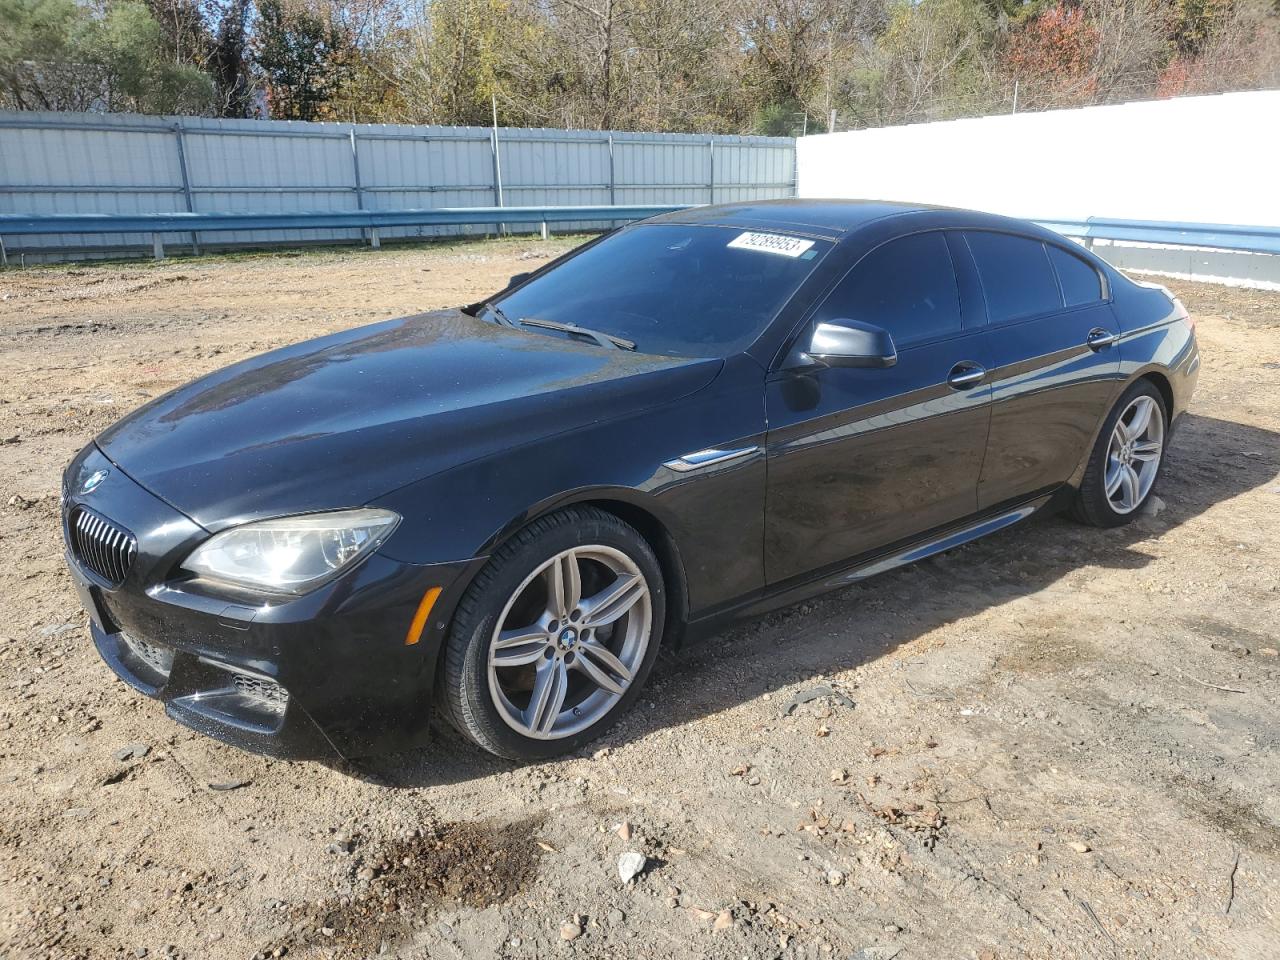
xmin=1037 ymin=217 xmax=1280 ymax=256
xmin=0 ymin=204 xmax=689 ymax=262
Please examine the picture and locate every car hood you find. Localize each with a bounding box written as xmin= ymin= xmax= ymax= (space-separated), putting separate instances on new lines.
xmin=97 ymin=309 xmax=721 ymax=530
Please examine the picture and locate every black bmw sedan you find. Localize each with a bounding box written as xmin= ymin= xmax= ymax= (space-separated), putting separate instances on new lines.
xmin=61 ymin=200 xmax=1199 ymax=762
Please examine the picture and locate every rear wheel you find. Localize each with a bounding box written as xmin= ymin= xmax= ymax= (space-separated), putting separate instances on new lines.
xmin=1072 ymin=380 xmax=1167 ymax=527
xmin=442 ymin=507 xmax=664 ymax=760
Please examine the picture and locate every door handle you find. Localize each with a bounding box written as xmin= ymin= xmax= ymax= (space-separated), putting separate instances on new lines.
xmin=1086 ymin=328 xmax=1119 ymax=351
xmin=947 ymin=362 xmax=987 ymax=390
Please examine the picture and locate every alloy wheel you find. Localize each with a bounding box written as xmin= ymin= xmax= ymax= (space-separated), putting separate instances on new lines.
xmin=1104 ymin=394 xmax=1164 ymax=514
xmin=486 ymin=545 xmax=652 ymax=740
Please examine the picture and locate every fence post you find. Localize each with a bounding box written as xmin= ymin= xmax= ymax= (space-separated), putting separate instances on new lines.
xmin=172 ymin=121 xmax=199 ymax=255
xmin=708 ymin=139 xmax=715 ymax=205
xmin=0 ymin=236 xmax=7 ymax=267
xmin=491 ymin=96 xmax=506 ymax=236
xmin=490 ymin=131 xmax=503 ymax=209
xmin=152 ymin=234 xmax=165 ymax=260
xmin=607 ymin=134 xmax=616 ymax=206
xmin=349 ymin=127 xmax=371 ymax=247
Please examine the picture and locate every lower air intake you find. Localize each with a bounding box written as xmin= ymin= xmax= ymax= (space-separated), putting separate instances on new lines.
xmin=121 ymin=632 xmax=174 ymax=678
xmin=231 ymin=673 xmax=289 ymax=714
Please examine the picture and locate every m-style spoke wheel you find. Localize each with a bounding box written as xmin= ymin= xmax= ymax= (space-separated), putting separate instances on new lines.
xmin=486 ymin=545 xmax=652 ymax=740
xmin=1073 ymin=381 xmax=1168 ymax=528
xmin=443 ymin=507 xmax=665 ymax=760
xmin=1103 ymin=395 xmax=1164 ymax=515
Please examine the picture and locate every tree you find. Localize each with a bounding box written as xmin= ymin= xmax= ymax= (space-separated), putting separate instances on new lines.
xmin=1004 ymin=3 xmax=1103 ymax=106
xmin=616 ymin=0 xmax=744 ymax=132
xmin=851 ymin=0 xmax=1001 ymax=125
xmin=317 ymin=0 xmax=406 ymax=120
xmin=0 ymin=0 xmax=213 ymax=112
xmin=1159 ymin=0 xmax=1280 ymax=95
xmin=143 ymin=0 xmax=211 ymax=66
xmin=207 ymin=0 xmax=254 ymax=116
xmin=254 ymin=0 xmax=352 ymax=120
xmin=2 ymin=0 xmax=1278 ymax=131
xmin=0 ymin=0 xmax=81 ymax=110
xmin=1169 ymin=0 xmax=1236 ymax=56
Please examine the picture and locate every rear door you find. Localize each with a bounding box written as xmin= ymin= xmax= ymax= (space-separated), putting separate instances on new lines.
xmin=960 ymin=231 xmax=1122 ymax=509
xmin=764 ymin=231 xmax=993 ymax=584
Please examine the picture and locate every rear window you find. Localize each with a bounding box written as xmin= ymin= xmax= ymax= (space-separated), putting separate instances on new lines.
xmin=964 ymin=232 xmax=1062 ymax=323
xmin=494 ymin=224 xmax=832 ymax=357
xmin=1047 ymin=244 xmax=1104 ymax=306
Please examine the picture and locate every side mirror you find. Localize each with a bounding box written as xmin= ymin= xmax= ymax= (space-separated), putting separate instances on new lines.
xmin=807 ymin=318 xmax=897 ymax=368
xmin=508 ymin=271 xmax=533 ymax=288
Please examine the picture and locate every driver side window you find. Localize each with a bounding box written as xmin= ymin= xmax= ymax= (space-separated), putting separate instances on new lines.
xmin=817 ymin=232 xmax=962 ymax=348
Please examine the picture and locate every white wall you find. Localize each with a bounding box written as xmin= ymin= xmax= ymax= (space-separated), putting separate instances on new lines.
xmin=797 ymin=90 xmax=1280 ymax=227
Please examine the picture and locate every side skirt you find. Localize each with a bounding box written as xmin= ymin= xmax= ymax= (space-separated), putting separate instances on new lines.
xmin=818 ymin=499 xmax=1047 ymax=590
xmin=683 ymin=493 xmax=1056 ymax=641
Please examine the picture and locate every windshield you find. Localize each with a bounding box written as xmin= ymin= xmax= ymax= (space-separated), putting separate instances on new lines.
xmin=492 ymin=224 xmax=832 ymax=358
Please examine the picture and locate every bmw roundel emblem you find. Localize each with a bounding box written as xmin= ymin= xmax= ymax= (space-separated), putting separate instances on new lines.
xmin=80 ymin=468 xmax=108 ymax=495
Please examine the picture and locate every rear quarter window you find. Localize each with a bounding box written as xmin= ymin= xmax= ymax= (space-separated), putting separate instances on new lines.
xmin=1047 ymin=243 xmax=1105 ymax=306
xmin=964 ymin=232 xmax=1062 ymax=323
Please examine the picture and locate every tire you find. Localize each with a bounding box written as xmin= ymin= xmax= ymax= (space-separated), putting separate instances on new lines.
xmin=441 ymin=506 xmax=666 ymax=761
xmin=1071 ymin=379 xmax=1168 ymax=528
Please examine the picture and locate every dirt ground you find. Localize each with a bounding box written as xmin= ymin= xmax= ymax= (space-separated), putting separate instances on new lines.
xmin=1 ymin=239 xmax=1278 ymax=960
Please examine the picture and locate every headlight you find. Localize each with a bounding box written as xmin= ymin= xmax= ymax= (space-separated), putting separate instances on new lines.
xmin=181 ymin=508 xmax=400 ymax=595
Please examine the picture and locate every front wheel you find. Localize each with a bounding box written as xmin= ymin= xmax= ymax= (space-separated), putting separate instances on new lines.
xmin=441 ymin=507 xmax=665 ymax=760
xmin=1072 ymin=380 xmax=1168 ymax=527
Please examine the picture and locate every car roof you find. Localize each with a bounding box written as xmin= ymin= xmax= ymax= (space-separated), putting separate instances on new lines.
xmin=647 ymin=199 xmax=948 ymax=240
xmin=646 ymin=198 xmax=1066 ymax=248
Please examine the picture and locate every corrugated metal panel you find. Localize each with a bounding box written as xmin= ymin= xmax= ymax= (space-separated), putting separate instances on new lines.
xmin=0 ymin=110 xmax=795 ymax=260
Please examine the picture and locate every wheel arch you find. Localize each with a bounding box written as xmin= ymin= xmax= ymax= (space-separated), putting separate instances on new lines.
xmin=576 ymin=496 xmax=690 ymax=649
xmin=428 ymin=487 xmax=691 ymax=736
xmin=1136 ymin=368 xmax=1174 ymax=420
xmin=1067 ymin=368 xmax=1174 ymax=490
xmin=472 ymin=487 xmax=691 ymax=649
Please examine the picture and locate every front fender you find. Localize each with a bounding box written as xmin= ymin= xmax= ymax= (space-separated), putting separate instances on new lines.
xmin=372 ymin=355 xmax=769 ymax=617
xmin=476 ymin=484 xmax=684 ymax=557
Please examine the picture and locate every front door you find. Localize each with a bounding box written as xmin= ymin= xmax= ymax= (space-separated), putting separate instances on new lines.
xmin=764 ymin=231 xmax=993 ymax=585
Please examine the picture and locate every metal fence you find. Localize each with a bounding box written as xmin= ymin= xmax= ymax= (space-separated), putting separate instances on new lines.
xmin=0 ymin=111 xmax=796 ymax=260
xmin=0 ymin=205 xmax=693 ymax=262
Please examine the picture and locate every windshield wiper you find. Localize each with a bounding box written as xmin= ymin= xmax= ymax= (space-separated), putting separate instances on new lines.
xmin=515 ymin=317 xmax=636 ymax=351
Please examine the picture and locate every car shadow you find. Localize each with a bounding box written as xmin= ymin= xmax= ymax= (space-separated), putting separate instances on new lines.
xmin=349 ymin=412 xmax=1280 ymax=788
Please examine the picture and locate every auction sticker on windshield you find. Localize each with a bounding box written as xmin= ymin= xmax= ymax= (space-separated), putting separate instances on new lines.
xmin=727 ymin=232 xmax=816 ymax=258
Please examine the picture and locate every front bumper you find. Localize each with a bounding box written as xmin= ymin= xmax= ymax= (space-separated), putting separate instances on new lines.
xmin=63 ymin=444 xmax=475 ymax=760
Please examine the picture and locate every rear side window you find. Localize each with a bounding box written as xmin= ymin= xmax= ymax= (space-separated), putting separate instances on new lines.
xmin=965 ymin=232 xmax=1061 ymax=323
xmin=1047 ymin=243 xmax=1104 ymax=306
xmin=819 ymin=232 xmax=961 ymax=347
